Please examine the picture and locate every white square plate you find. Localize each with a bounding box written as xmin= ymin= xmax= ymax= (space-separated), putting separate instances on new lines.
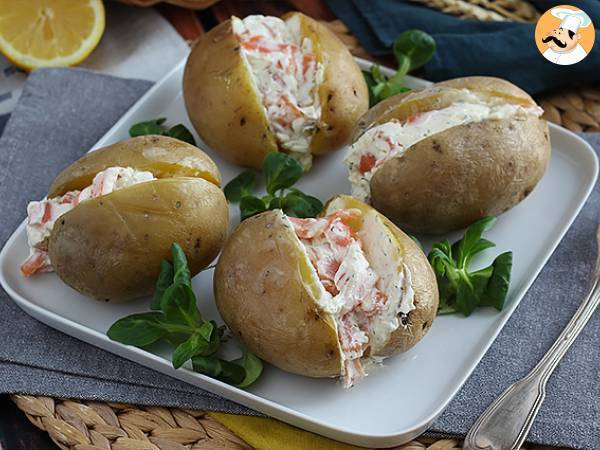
xmin=1 ymin=58 xmax=598 ymax=448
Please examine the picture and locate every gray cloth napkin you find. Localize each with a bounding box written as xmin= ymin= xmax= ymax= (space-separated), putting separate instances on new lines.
xmin=0 ymin=68 xmax=598 ymax=449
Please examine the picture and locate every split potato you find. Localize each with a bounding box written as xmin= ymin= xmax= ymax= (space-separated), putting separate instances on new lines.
xmin=214 ymin=195 xmax=438 ymax=385
xmin=27 ymin=135 xmax=228 ymax=301
xmin=346 ymin=76 xmax=551 ymax=234
xmin=183 ymin=12 xmax=368 ymax=170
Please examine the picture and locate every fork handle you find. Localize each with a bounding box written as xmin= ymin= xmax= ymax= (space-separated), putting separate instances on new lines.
xmin=463 ymin=273 xmax=600 ymax=450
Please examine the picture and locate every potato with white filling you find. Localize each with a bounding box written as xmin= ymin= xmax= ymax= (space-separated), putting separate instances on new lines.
xmin=214 ymin=195 xmax=438 ymax=387
xmin=183 ymin=12 xmax=368 ymax=170
xmin=345 ymin=76 xmax=551 ymax=234
xmin=22 ymin=135 xmax=229 ymax=302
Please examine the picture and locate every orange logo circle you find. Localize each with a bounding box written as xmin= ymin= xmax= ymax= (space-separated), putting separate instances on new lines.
xmin=535 ymin=4 xmax=595 ymax=65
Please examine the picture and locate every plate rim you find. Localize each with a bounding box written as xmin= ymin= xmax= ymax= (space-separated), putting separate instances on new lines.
xmin=1 ymin=56 xmax=598 ymax=447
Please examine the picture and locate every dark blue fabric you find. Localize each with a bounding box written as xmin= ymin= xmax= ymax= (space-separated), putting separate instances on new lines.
xmin=325 ymin=0 xmax=599 ymax=94
xmin=0 ymin=114 xmax=9 ymax=136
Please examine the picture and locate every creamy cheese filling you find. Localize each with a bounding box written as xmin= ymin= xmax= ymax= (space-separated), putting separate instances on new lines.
xmin=345 ymin=92 xmax=544 ymax=202
xmin=21 ymin=167 xmax=155 ymax=277
xmin=288 ymin=208 xmax=414 ymax=388
xmin=358 ymin=212 xmax=415 ymax=351
xmin=232 ymin=15 xmax=324 ymax=169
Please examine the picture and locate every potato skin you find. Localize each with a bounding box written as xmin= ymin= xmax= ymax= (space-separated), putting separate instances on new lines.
xmin=437 ymin=76 xmax=536 ymax=101
xmin=370 ymin=115 xmax=550 ymax=234
xmin=291 ymin=13 xmax=369 ymax=156
xmin=183 ymin=21 xmax=278 ymax=170
xmin=183 ymin=13 xmax=368 ymax=169
xmin=215 ymin=196 xmax=438 ymax=378
xmin=356 ymin=76 xmax=551 ymax=234
xmin=353 ymin=76 xmax=539 ymax=140
xmin=214 ymin=210 xmax=342 ymax=377
xmin=49 ymin=135 xmax=221 ymax=197
xmin=49 ymin=178 xmax=228 ymax=302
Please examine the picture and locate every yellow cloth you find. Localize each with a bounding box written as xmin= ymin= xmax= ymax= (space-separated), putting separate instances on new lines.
xmin=209 ymin=412 xmax=371 ymax=450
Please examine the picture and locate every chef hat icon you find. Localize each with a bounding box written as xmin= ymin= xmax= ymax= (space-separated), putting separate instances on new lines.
xmin=551 ymin=7 xmax=592 ymax=33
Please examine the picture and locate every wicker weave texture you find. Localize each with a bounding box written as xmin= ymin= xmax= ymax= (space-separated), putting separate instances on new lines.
xmin=409 ymin=0 xmax=540 ymax=22
xmin=11 ymin=395 xmax=252 ymax=450
xmin=538 ymin=87 xmax=600 ymax=133
xmin=11 ymin=395 xmax=569 ymax=450
xmin=117 ymin=0 xmax=218 ymax=9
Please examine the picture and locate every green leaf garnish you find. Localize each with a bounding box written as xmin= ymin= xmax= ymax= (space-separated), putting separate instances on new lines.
xmin=362 ymin=70 xmax=379 ymax=108
xmin=455 ymin=266 xmax=493 ymax=317
xmin=107 ymin=312 xmax=167 ymax=347
xmin=192 ymin=355 xmax=247 ymax=385
xmin=151 ymin=260 xmax=174 ymax=310
xmin=107 ymin=243 xmax=263 ymax=388
xmin=240 ymin=196 xmax=268 ymax=221
xmin=428 ymin=217 xmax=513 ymax=316
xmin=172 ymin=330 xmax=209 ymax=369
xmin=192 ymin=351 xmax=262 ymax=387
xmin=203 ymin=321 xmax=224 ymax=356
xmin=363 ymin=29 xmax=436 ymax=106
xmin=264 ymin=152 xmax=303 ymax=195
xmin=393 ymin=29 xmax=436 ymax=72
xmin=129 ymin=118 xmax=196 ymax=145
xmin=282 ymin=192 xmax=323 ymax=218
xmin=129 ymin=118 xmax=167 ymax=137
xmin=191 ymin=355 xmax=226 ymax=378
xmin=225 ymin=153 xmax=323 ymax=222
xmin=233 ymin=352 xmax=264 ymax=388
xmin=166 ymin=124 xmax=196 ymax=145
xmin=481 ymin=251 xmax=513 ymax=311
xmin=224 ymin=171 xmax=256 ymax=203
xmin=268 ymin=196 xmax=282 ymax=209
xmin=454 ymin=216 xmax=496 ymax=268
xmin=171 ymin=243 xmax=192 ymax=287
xmin=161 ymin=283 xmax=200 ymax=327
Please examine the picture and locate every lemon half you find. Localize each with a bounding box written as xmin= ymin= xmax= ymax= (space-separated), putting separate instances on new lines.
xmin=0 ymin=0 xmax=105 ymax=71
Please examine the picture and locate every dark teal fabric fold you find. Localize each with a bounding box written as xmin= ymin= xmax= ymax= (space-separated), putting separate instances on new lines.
xmin=325 ymin=0 xmax=599 ymax=94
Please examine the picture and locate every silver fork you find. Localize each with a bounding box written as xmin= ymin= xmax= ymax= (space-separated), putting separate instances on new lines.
xmin=463 ymin=225 xmax=600 ymax=450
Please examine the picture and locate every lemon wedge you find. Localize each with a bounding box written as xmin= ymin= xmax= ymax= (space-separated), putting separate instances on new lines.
xmin=0 ymin=0 xmax=105 ymax=71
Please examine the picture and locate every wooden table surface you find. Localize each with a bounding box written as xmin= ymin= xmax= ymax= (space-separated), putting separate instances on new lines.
xmin=0 ymin=395 xmax=54 ymax=449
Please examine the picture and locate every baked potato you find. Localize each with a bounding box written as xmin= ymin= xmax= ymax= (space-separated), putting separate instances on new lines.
xmin=183 ymin=12 xmax=368 ymax=170
xmin=21 ymin=135 xmax=229 ymax=302
xmin=345 ymin=76 xmax=551 ymax=234
xmin=214 ymin=195 xmax=438 ymax=387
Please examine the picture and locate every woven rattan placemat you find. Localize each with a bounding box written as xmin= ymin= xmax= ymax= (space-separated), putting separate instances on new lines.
xmin=12 ymin=395 xmax=565 ymax=450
